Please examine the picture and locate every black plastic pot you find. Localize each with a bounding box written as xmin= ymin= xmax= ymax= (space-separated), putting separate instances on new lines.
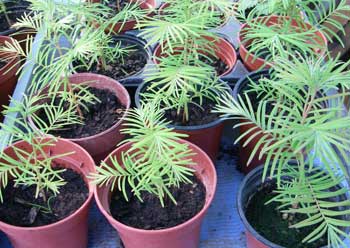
xmin=237 ymin=165 xmax=350 ymax=248
xmin=79 ymin=34 xmax=151 ymax=107
xmin=0 ymin=2 xmax=33 ymax=44
xmin=135 ymin=80 xmax=231 ymax=161
xmin=233 ymin=69 xmax=271 ymax=174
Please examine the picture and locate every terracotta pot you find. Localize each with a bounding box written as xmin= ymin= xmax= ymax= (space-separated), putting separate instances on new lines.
xmin=237 ymin=165 xmax=349 ymax=248
xmin=29 ymin=73 xmax=131 ymax=163
xmin=153 ymin=36 xmax=237 ymax=77
xmin=0 ymin=36 xmax=20 ymax=122
xmin=89 ymin=0 xmax=156 ymax=34
xmin=135 ymin=80 xmax=231 ymax=161
xmin=0 ymin=137 xmax=95 ymax=248
xmin=233 ymin=70 xmax=271 ymax=174
xmin=95 ymin=140 xmax=217 ymax=248
xmin=238 ymin=15 xmax=328 ymax=71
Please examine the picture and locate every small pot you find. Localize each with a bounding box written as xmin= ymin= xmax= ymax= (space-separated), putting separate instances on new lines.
xmin=135 ymin=80 xmax=231 ymax=161
xmin=95 ymin=140 xmax=217 ymax=248
xmin=29 ymin=73 xmax=131 ymax=163
xmin=0 ymin=137 xmax=95 ymax=248
xmin=238 ymin=15 xmax=328 ymax=71
xmin=0 ymin=35 xmax=20 ymax=122
xmin=233 ymin=70 xmax=270 ymax=174
xmin=237 ymin=165 xmax=349 ymax=248
xmin=90 ymin=0 xmax=156 ymax=34
xmin=153 ymin=36 xmax=237 ymax=77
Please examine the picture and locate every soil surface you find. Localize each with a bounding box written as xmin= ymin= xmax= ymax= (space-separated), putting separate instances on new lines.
xmin=111 ymin=176 xmax=206 ymax=230
xmin=245 ymin=181 xmax=328 ymax=248
xmin=75 ymin=39 xmax=148 ymax=80
xmin=200 ymin=55 xmax=228 ymax=75
xmin=164 ymin=99 xmax=220 ymax=126
xmin=105 ymin=0 xmax=141 ymax=16
xmin=0 ymin=168 xmax=88 ymax=227
xmin=39 ymin=87 xmax=125 ymax=139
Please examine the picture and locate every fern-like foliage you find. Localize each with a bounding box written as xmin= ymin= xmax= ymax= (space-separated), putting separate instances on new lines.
xmin=214 ymin=54 xmax=350 ymax=246
xmin=91 ymin=102 xmax=196 ymax=207
xmin=0 ymin=0 xmax=133 ymax=204
xmin=136 ymin=0 xmax=233 ymax=123
xmin=236 ymin=0 xmax=350 ymax=68
xmin=268 ymin=165 xmax=350 ymax=247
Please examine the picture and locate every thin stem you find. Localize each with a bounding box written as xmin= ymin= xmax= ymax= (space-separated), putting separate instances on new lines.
xmin=55 ymin=44 xmax=84 ymax=120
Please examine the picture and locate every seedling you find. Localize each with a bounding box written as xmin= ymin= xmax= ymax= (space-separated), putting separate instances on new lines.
xmin=215 ymin=54 xmax=350 ymax=247
xmin=136 ymin=0 xmax=233 ymax=124
xmin=237 ymin=0 xmax=350 ymax=66
xmin=91 ymin=102 xmax=196 ymax=207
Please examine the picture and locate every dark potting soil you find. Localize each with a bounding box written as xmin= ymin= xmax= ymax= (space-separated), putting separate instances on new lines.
xmin=164 ymin=99 xmax=220 ymax=126
xmin=40 ymin=88 xmax=125 ymax=139
xmin=111 ymin=176 xmax=206 ymax=230
xmin=245 ymin=181 xmax=328 ymax=248
xmin=89 ymin=49 xmax=147 ymax=80
xmin=0 ymin=168 xmax=88 ymax=227
xmin=105 ymin=0 xmax=141 ymax=16
xmin=200 ymin=55 xmax=228 ymax=75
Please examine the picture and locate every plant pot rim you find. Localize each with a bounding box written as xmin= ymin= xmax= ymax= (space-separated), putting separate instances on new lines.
xmin=233 ymin=69 xmax=271 ymax=100
xmin=0 ymin=36 xmax=20 ymax=80
xmin=94 ymin=140 xmax=217 ymax=234
xmin=238 ymin=15 xmax=328 ymax=68
xmin=135 ymin=79 xmax=231 ymax=131
xmin=0 ymin=137 xmax=95 ymax=232
xmin=0 ymin=6 xmax=30 ymax=36
xmin=110 ymin=34 xmax=152 ymax=81
xmin=237 ymin=164 xmax=349 ymax=248
xmin=90 ymin=0 xmax=156 ymax=32
xmin=237 ymin=165 xmax=285 ymax=248
xmin=152 ymin=36 xmax=237 ymax=77
xmin=28 ymin=72 xmax=131 ymax=142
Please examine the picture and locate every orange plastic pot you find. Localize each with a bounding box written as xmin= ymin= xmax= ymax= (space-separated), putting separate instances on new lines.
xmin=95 ymin=140 xmax=217 ymax=248
xmin=238 ymin=15 xmax=328 ymax=71
xmin=65 ymin=73 xmax=131 ymax=162
xmin=135 ymin=80 xmax=231 ymax=161
xmin=153 ymin=36 xmax=237 ymax=77
xmin=0 ymin=138 xmax=95 ymax=248
xmin=0 ymin=36 xmax=20 ymax=122
xmin=29 ymin=73 xmax=131 ymax=163
xmin=89 ymin=0 xmax=156 ymax=34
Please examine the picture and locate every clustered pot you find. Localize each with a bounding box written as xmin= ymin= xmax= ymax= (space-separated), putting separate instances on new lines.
xmin=135 ymin=80 xmax=232 ymax=162
xmin=95 ymin=140 xmax=217 ymax=248
xmin=0 ymin=35 xmax=20 ymax=122
xmin=233 ymin=70 xmax=271 ymax=174
xmin=153 ymin=36 xmax=237 ymax=77
xmin=238 ymin=15 xmax=328 ymax=71
xmin=0 ymin=138 xmax=96 ymax=248
xmin=89 ymin=0 xmax=156 ymax=34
